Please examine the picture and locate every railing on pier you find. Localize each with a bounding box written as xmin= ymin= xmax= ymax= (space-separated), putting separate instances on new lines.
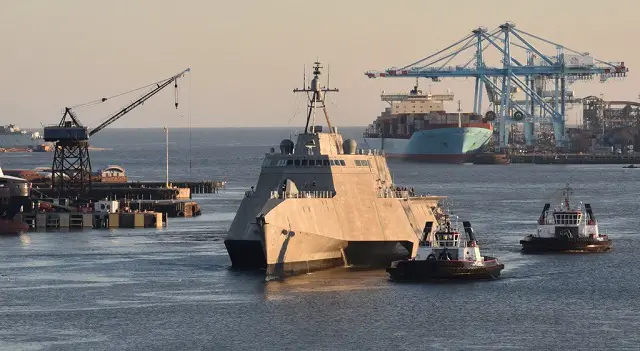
xmin=269 ymin=190 xmax=336 ymax=199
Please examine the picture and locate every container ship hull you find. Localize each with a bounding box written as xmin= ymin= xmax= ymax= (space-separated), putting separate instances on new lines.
xmin=363 ymin=125 xmax=493 ymax=163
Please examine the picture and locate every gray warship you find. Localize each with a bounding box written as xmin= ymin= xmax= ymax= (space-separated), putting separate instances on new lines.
xmin=224 ymin=62 xmax=445 ymax=278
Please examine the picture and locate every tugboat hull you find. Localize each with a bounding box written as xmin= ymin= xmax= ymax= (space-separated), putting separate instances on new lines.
xmin=386 ymin=258 xmax=504 ymax=282
xmin=520 ymin=236 xmax=612 ymax=253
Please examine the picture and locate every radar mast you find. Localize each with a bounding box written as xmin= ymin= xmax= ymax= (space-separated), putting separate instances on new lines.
xmin=293 ymin=62 xmax=339 ymax=134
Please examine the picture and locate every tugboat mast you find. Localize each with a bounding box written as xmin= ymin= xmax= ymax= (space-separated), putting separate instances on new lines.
xmin=293 ymin=62 xmax=339 ymax=134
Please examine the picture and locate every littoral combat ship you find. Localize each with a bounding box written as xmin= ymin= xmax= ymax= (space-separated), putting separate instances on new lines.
xmin=224 ymin=62 xmax=445 ymax=278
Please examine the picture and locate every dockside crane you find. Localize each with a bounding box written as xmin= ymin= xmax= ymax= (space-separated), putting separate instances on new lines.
xmin=365 ymin=22 xmax=628 ymax=149
xmin=43 ymin=68 xmax=191 ymax=196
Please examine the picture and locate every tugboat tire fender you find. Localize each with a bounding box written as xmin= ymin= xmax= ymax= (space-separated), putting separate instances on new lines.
xmin=438 ymin=253 xmax=452 ymax=260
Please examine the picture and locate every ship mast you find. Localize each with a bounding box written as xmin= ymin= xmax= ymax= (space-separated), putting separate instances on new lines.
xmin=293 ymin=62 xmax=339 ymax=134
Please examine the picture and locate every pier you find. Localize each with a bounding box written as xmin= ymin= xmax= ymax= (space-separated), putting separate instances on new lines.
xmin=14 ymin=211 xmax=165 ymax=230
xmin=509 ymin=154 xmax=640 ymax=164
xmin=473 ymin=153 xmax=640 ymax=165
xmin=133 ymin=180 xmax=226 ymax=194
xmin=31 ymin=180 xmax=225 ymax=199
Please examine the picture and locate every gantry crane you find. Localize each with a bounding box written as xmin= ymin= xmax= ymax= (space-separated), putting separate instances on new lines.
xmin=365 ymin=22 xmax=627 ymax=149
xmin=43 ymin=68 xmax=190 ymax=196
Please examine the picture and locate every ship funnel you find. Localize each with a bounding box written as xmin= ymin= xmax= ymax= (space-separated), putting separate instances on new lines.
xmin=584 ymin=204 xmax=596 ymax=222
xmin=462 ymin=221 xmax=476 ymax=242
xmin=422 ymin=221 xmax=433 ymax=242
xmin=539 ymin=203 xmax=550 ymax=223
xmin=343 ymin=139 xmax=357 ymax=154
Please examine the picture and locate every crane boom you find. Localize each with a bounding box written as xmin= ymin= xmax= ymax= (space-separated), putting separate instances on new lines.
xmin=89 ymin=68 xmax=190 ymax=137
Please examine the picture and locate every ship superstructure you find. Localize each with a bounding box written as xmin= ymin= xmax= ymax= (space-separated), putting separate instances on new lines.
xmin=362 ymin=81 xmax=492 ymax=163
xmin=0 ymin=124 xmax=43 ymax=148
xmin=224 ymin=62 xmax=445 ymax=278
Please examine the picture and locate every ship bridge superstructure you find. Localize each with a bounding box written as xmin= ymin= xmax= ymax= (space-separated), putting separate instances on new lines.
xmin=365 ymin=22 xmax=628 ymax=148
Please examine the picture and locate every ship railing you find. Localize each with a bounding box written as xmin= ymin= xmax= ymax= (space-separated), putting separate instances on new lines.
xmin=377 ymin=190 xmax=414 ymax=199
xmin=269 ymin=190 xmax=336 ymax=199
xmin=354 ymin=148 xmax=382 ymax=156
xmin=429 ymin=240 xmax=477 ymax=248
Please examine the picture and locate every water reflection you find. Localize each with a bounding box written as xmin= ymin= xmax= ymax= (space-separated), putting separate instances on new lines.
xmin=262 ymin=267 xmax=390 ymax=300
xmin=18 ymin=232 xmax=30 ymax=246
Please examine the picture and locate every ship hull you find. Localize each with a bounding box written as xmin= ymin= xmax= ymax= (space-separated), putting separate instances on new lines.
xmin=363 ymin=126 xmax=492 ymax=163
xmin=224 ymin=143 xmax=442 ymax=279
xmin=0 ymin=219 xmax=29 ymax=235
xmin=520 ymin=236 xmax=613 ymax=253
xmin=386 ymin=258 xmax=504 ymax=282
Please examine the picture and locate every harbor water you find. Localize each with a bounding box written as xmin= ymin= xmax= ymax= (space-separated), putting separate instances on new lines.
xmin=0 ymin=128 xmax=638 ymax=350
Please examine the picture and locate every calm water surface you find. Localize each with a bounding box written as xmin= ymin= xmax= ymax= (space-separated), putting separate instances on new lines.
xmin=0 ymin=128 xmax=638 ymax=350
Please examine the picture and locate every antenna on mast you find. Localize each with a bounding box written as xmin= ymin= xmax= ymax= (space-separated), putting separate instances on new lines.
xmin=293 ymin=61 xmax=339 ymax=134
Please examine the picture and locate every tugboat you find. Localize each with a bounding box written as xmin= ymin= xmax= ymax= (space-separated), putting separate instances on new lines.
xmin=520 ymin=184 xmax=612 ymax=253
xmin=386 ymin=212 xmax=504 ymax=281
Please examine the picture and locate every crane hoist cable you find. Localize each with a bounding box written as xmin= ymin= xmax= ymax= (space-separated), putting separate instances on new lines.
xmin=70 ymin=76 xmax=181 ymax=110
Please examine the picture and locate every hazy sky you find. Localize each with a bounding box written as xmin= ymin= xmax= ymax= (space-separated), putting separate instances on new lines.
xmin=1 ymin=0 xmax=638 ymax=129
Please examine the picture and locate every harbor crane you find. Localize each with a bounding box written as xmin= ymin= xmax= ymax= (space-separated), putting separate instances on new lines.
xmin=43 ymin=68 xmax=191 ymax=196
xmin=365 ymin=22 xmax=628 ymax=149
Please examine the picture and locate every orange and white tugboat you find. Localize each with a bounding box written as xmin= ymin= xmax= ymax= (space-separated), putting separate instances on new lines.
xmin=520 ymin=184 xmax=612 ymax=253
xmin=386 ymin=212 xmax=504 ymax=281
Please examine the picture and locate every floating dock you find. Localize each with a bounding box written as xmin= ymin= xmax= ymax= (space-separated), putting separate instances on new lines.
xmin=14 ymin=211 xmax=165 ymax=230
xmin=31 ymin=180 xmax=225 ymax=201
xmin=134 ymin=181 xmax=226 ymax=194
xmin=126 ymin=200 xmax=201 ymax=217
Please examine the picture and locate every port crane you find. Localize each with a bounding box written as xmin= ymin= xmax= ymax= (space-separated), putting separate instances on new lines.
xmin=43 ymin=68 xmax=191 ymax=196
xmin=365 ymin=22 xmax=628 ymax=149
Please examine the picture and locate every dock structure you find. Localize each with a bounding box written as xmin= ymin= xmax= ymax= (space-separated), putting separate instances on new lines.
xmin=31 ymin=180 xmax=225 ymax=199
xmin=134 ymin=180 xmax=226 ymax=194
xmin=492 ymin=153 xmax=640 ymax=164
xmin=14 ymin=211 xmax=165 ymax=230
xmin=126 ymin=200 xmax=201 ymax=217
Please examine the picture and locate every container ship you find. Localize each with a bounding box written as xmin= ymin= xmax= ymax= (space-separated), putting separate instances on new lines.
xmin=362 ymin=83 xmax=492 ymax=163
